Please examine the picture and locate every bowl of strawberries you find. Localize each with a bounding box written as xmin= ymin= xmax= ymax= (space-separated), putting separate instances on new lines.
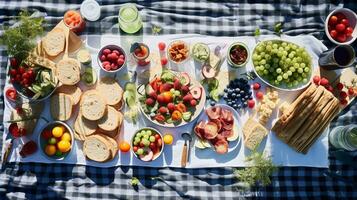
xmin=97 ymin=44 xmax=126 ymax=73
xmin=326 ymin=8 xmax=357 ymax=45
xmin=138 ymin=70 xmax=206 ymax=127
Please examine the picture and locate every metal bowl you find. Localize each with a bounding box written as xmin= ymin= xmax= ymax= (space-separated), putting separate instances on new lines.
xmin=131 ymin=127 xmax=164 ymax=162
xmin=38 ymin=121 xmax=74 ymax=161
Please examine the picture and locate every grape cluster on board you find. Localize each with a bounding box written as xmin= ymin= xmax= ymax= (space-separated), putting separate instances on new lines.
xmin=252 ymin=40 xmax=312 ymax=88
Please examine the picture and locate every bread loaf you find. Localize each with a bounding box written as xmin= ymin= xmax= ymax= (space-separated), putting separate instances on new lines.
xmin=83 ymin=135 xmax=111 ymax=162
xmin=98 ymin=106 xmax=120 ymax=132
xmin=74 ymin=113 xmax=97 ymax=141
xmin=57 ymin=85 xmax=82 ymax=105
xmin=50 ymin=93 xmax=73 ymax=121
xmin=56 ymin=58 xmax=81 ymax=85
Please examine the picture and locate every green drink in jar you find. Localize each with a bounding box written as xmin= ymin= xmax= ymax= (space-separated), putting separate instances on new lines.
xmin=329 ymin=125 xmax=357 ymax=151
xmin=118 ymin=3 xmax=142 ymax=34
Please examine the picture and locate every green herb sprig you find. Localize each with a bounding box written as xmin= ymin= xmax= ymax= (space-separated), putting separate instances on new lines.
xmin=0 ymin=11 xmax=44 ymax=61
xmin=234 ymin=150 xmax=277 ymax=187
xmin=274 ymin=22 xmax=283 ymax=36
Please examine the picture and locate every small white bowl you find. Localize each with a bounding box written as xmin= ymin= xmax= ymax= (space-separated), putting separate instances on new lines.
xmin=325 ymin=8 xmax=357 ymax=45
xmin=97 ymin=44 xmax=126 ymax=73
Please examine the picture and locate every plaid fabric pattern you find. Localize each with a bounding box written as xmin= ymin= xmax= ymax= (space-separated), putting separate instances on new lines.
xmin=1 ymin=0 xmax=357 ymax=199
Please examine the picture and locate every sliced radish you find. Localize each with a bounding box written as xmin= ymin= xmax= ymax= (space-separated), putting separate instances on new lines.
xmin=139 ymin=150 xmax=154 ymax=161
xmin=180 ymin=72 xmax=191 ymax=86
xmin=190 ymin=86 xmax=202 ymax=99
xmin=202 ymin=65 xmax=216 ymax=79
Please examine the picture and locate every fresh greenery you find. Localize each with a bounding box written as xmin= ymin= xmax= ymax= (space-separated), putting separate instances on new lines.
xmin=234 ymin=150 xmax=277 ymax=187
xmin=130 ymin=177 xmax=139 ymax=186
xmin=274 ymin=22 xmax=283 ymax=36
xmin=0 ymin=11 xmax=44 ymax=61
xmin=254 ymin=28 xmax=261 ymax=37
xmin=152 ymin=25 xmax=162 ymax=35
xmin=201 ymin=78 xmax=220 ymax=102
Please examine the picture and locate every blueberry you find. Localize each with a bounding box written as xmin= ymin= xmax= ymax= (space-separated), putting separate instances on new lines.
xmin=245 ymin=95 xmax=249 ymax=99
xmin=224 ymin=88 xmax=228 ymax=93
xmin=243 ymin=102 xmax=248 ymax=107
xmin=237 ymin=104 xmax=242 ymax=109
xmin=240 ymin=90 xmax=245 ymax=94
xmin=210 ymin=101 xmax=216 ymax=106
xmin=227 ymin=101 xmax=232 ymax=106
xmin=223 ymin=94 xmax=228 ymax=100
xmin=233 ymin=104 xmax=238 ymax=108
xmin=242 ymin=79 xmax=248 ymax=84
xmin=232 ymin=93 xmax=236 ymax=97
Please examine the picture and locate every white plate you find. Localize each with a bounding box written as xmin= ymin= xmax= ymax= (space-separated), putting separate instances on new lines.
xmin=193 ymin=104 xmax=243 ymax=154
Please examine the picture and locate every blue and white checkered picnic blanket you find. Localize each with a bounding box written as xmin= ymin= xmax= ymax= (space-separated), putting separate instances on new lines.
xmin=0 ymin=1 xmax=356 ymax=199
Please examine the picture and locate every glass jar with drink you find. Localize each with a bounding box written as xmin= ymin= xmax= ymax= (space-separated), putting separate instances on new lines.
xmin=118 ymin=3 xmax=143 ymax=34
xmin=329 ymin=124 xmax=357 ymax=151
xmin=131 ymin=43 xmax=150 ymax=66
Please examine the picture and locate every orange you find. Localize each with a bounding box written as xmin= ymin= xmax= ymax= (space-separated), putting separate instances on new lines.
xmin=61 ymin=132 xmax=71 ymax=142
xmin=171 ymin=110 xmax=182 ymax=121
xmin=162 ymin=91 xmax=173 ymax=103
xmin=163 ymin=134 xmax=174 ymax=145
xmin=119 ymin=141 xmax=131 ymax=152
xmin=57 ymin=140 xmax=71 ymax=153
xmin=45 ymin=144 xmax=56 ymax=156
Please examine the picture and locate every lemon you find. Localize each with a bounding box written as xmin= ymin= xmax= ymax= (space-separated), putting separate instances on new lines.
xmin=163 ymin=134 xmax=174 ymax=145
xmin=52 ymin=126 xmax=64 ymax=138
xmin=61 ymin=132 xmax=71 ymax=141
xmin=45 ymin=144 xmax=56 ymax=156
xmin=57 ymin=140 xmax=71 ymax=153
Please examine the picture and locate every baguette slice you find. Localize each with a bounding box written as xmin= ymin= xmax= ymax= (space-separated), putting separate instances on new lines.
xmin=57 ymin=85 xmax=82 ymax=105
xmin=43 ymin=28 xmax=65 ymax=56
xmin=80 ymin=90 xmax=107 ymax=121
xmin=56 ymin=58 xmax=81 ymax=85
xmin=98 ymin=106 xmax=120 ymax=132
xmin=83 ymin=135 xmax=111 ymax=162
xmin=50 ymin=93 xmax=73 ymax=121
xmin=74 ymin=113 xmax=97 ymax=141
xmin=97 ymin=77 xmax=123 ymax=105
xmin=98 ymin=134 xmax=118 ymax=158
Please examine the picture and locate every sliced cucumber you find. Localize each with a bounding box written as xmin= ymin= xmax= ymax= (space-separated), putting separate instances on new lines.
xmin=182 ymin=111 xmax=192 ymax=122
xmin=125 ymin=82 xmax=136 ymax=92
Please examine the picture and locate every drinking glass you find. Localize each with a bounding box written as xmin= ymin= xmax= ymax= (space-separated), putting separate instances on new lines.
xmin=118 ymin=3 xmax=143 ymax=34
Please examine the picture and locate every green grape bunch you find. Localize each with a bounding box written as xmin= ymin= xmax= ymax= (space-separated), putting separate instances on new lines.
xmin=252 ymin=40 xmax=312 ymax=89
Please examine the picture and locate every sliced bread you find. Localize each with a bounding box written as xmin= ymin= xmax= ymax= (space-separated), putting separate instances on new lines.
xmin=57 ymin=85 xmax=82 ymax=105
xmin=97 ymin=77 xmax=123 ymax=106
xmin=80 ymin=90 xmax=107 ymax=121
xmin=50 ymin=93 xmax=73 ymax=121
xmin=97 ymin=134 xmax=118 ymax=158
xmin=43 ymin=28 xmax=65 ymax=57
xmin=56 ymin=58 xmax=81 ymax=85
xmin=74 ymin=113 xmax=97 ymax=141
xmin=83 ymin=135 xmax=111 ymax=162
xmin=98 ymin=106 xmax=120 ymax=132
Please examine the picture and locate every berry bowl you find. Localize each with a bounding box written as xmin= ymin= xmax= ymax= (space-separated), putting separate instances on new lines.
xmin=131 ymin=127 xmax=164 ymax=162
xmin=325 ymin=8 xmax=357 ymax=45
xmin=97 ymin=44 xmax=126 ymax=73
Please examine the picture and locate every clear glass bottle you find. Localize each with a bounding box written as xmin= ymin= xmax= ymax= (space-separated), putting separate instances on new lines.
xmin=118 ymin=3 xmax=142 ymax=34
xmin=329 ymin=125 xmax=357 ymax=151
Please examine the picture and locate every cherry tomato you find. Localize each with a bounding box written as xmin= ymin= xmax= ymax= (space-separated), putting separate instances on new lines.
xmin=9 ymin=68 xmax=17 ymax=77
xmin=158 ymin=42 xmax=166 ymax=51
xmin=5 ymin=87 xmax=17 ymax=102
xmin=336 ymin=34 xmax=347 ymax=43
xmin=341 ymin=18 xmax=349 ymax=26
xmin=10 ymin=58 xmax=18 ymax=67
xmin=335 ymin=12 xmax=346 ymax=21
xmin=345 ymin=27 xmax=353 ymax=37
xmin=329 ymin=15 xmax=338 ymax=25
xmin=329 ymin=30 xmax=338 ymax=38
xmin=335 ymin=23 xmax=346 ymax=32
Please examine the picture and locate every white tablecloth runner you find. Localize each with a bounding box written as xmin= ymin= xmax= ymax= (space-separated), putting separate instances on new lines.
xmin=2 ymin=34 xmax=329 ymax=168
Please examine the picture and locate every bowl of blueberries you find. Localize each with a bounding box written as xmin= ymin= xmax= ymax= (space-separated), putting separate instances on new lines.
xmin=222 ymin=78 xmax=254 ymax=111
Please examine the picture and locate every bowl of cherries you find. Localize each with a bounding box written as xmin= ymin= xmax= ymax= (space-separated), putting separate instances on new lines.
xmin=325 ymin=8 xmax=357 ymax=45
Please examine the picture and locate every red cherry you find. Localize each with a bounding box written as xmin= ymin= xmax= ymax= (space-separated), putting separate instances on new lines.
xmin=336 ymin=82 xmax=344 ymax=90
xmin=161 ymin=57 xmax=168 ymax=66
xmin=256 ymin=91 xmax=264 ymax=100
xmin=340 ymin=91 xmax=347 ymax=98
xmin=320 ymin=78 xmax=329 ymax=86
xmin=9 ymin=69 xmax=17 ymax=77
xmin=341 ymin=18 xmax=349 ymax=26
xmin=117 ymin=58 xmax=125 ymax=66
xmin=335 ymin=23 xmax=346 ymax=32
xmin=345 ymin=27 xmax=353 ymax=37
xmin=18 ymin=66 xmax=26 ymax=74
xmin=326 ymin=85 xmax=334 ymax=92
xmin=100 ymin=54 xmax=107 ymax=61
xmin=158 ymin=42 xmax=166 ymax=51
xmin=340 ymin=98 xmax=348 ymax=106
xmin=102 ymin=48 xmax=111 ymax=55
xmin=103 ymin=64 xmax=111 ymax=71
xmin=329 ymin=30 xmax=338 ymax=38
xmin=329 ymin=15 xmax=338 ymax=25
xmin=112 ymin=50 xmax=120 ymax=56
xmin=335 ymin=13 xmax=346 ymax=21
xmin=111 ymin=63 xmax=119 ymax=70
xmin=313 ymin=75 xmax=321 ymax=85
xmin=10 ymin=58 xmax=18 ymax=67
xmin=252 ymin=82 xmax=261 ymax=90
xmin=247 ymin=99 xmax=255 ymax=109
xmin=336 ymin=34 xmax=347 ymax=43
xmin=119 ymin=54 xmax=125 ymax=59
xmin=347 ymin=87 xmax=355 ymax=96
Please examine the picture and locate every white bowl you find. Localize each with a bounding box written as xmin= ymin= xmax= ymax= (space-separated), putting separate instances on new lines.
xmin=325 ymin=8 xmax=357 ymax=45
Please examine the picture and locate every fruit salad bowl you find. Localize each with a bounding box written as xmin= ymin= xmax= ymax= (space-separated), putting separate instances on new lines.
xmin=138 ymin=70 xmax=206 ymax=128
xmin=131 ymin=127 xmax=164 ymax=162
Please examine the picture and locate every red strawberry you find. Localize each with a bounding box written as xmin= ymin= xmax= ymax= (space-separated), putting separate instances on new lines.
xmin=340 ymin=91 xmax=347 ymax=98
xmin=252 ymin=83 xmax=261 ymax=90
xmin=313 ymin=75 xmax=320 ymax=85
xmin=181 ymin=85 xmax=190 ymax=94
xmin=167 ymin=103 xmax=175 ymax=112
xmin=154 ymin=114 xmax=165 ymax=122
xmin=320 ymin=78 xmax=329 ymax=86
xmin=149 ymin=91 xmax=158 ymax=100
xmin=145 ymin=98 xmax=155 ymax=106
xmin=159 ymin=83 xmax=173 ymax=93
xmin=348 ymin=87 xmax=355 ymax=96
xmin=157 ymin=94 xmax=165 ymax=104
xmin=183 ymin=94 xmax=193 ymax=103
xmin=173 ymin=79 xmax=182 ymax=90
xmin=336 ymin=82 xmax=344 ymax=90
xmin=190 ymin=99 xmax=197 ymax=106
xmin=158 ymin=106 xmax=168 ymax=114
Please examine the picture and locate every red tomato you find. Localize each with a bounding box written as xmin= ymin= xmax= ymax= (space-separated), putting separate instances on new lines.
xmin=345 ymin=27 xmax=353 ymax=37
xmin=335 ymin=12 xmax=346 ymax=21
xmin=330 ymin=30 xmax=338 ymax=38
xmin=5 ymin=87 xmax=17 ymax=101
xmin=340 ymin=18 xmax=349 ymax=26
xmin=336 ymin=34 xmax=347 ymax=42
xmin=329 ymin=15 xmax=338 ymax=25
xmin=158 ymin=42 xmax=166 ymax=51
xmin=335 ymin=23 xmax=346 ymax=32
